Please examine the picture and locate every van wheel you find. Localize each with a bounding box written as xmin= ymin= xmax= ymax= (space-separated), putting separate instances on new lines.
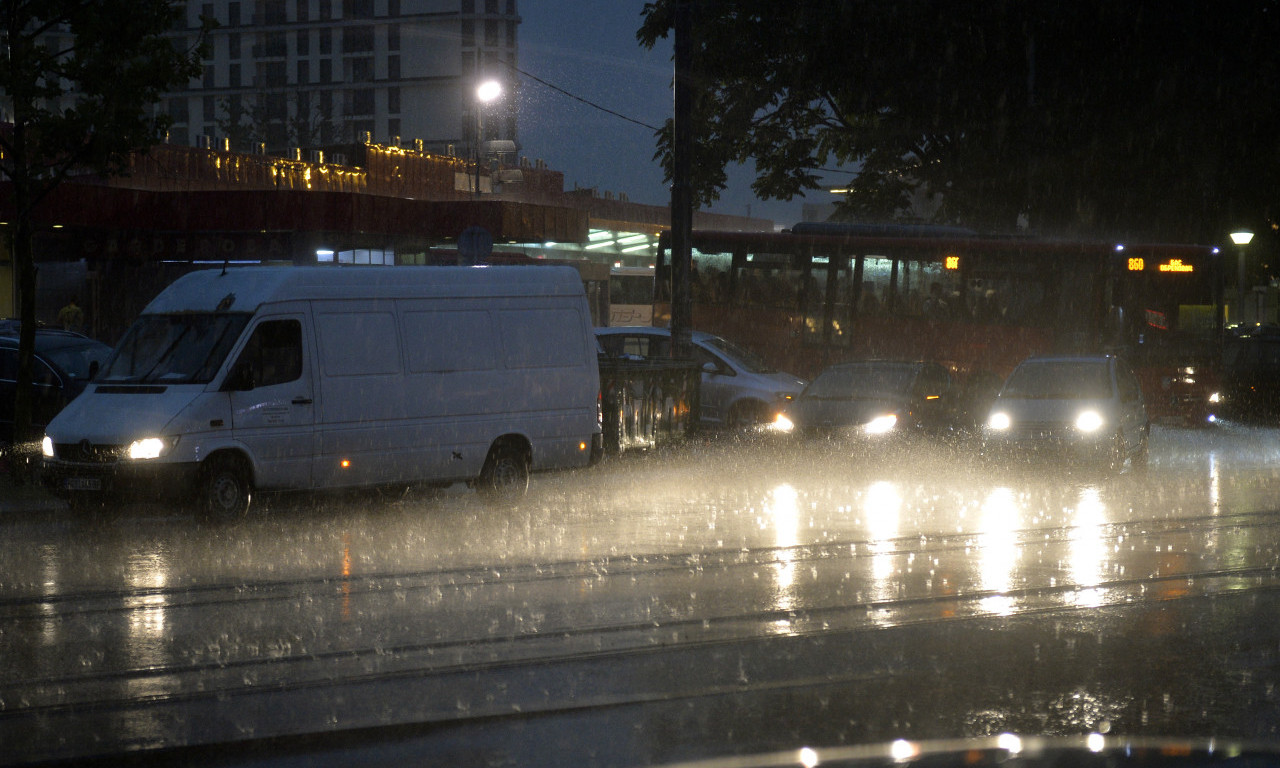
xmin=477 ymin=444 xmax=529 ymax=500
xmin=197 ymin=456 xmax=252 ymax=519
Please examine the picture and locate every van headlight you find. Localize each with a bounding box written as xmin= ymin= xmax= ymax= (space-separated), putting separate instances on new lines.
xmin=1075 ymin=410 xmax=1104 ymax=432
xmin=987 ymin=412 xmax=1011 ymax=431
xmin=127 ymin=436 xmax=176 ymax=460
xmin=42 ymin=436 xmax=53 ymax=458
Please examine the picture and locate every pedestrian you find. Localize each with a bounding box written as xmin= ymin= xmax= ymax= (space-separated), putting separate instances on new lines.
xmin=57 ymin=296 xmax=84 ymax=332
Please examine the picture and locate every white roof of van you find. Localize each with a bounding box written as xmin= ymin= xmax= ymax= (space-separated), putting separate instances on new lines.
xmin=142 ymin=265 xmax=585 ymax=314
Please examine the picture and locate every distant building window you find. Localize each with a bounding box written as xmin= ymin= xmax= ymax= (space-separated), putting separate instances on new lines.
xmin=319 ymin=0 xmax=331 ymax=21
xmin=229 ymin=33 xmax=241 ymax=59
xmin=202 ymin=96 xmax=216 ymax=121
xmin=319 ymin=28 xmax=332 ymax=54
xmin=387 ymin=86 xmax=400 ymax=113
xmin=261 ymin=31 xmax=287 ymax=57
xmin=262 ymin=0 xmax=286 ymax=24
xmin=296 ymin=29 xmax=310 ymax=56
xmin=485 ymin=19 xmax=498 ymax=46
xmin=169 ymin=98 xmax=189 ymax=123
xmin=229 ymin=62 xmax=241 ymax=87
xmin=387 ymin=23 xmax=400 ymax=51
xmin=342 ymin=0 xmax=373 ymax=19
xmin=342 ymin=25 xmax=374 ymax=53
xmin=387 ymin=0 xmax=399 ymax=16
xmin=387 ymin=55 xmax=400 ymax=80
xmin=258 ymin=61 xmax=287 ymax=87
xmin=228 ymin=1 xmax=240 ymax=26
xmin=296 ymin=0 xmax=309 ymax=22
xmin=485 ymin=0 xmax=497 ymax=13
xmin=297 ymin=59 xmax=310 ymax=84
xmin=350 ymin=88 xmax=374 ymax=115
xmin=203 ymin=64 xmax=215 ymax=88
xmin=387 ymin=117 xmax=400 ymax=138
xmin=461 ymin=19 xmax=474 ymax=47
xmin=320 ymin=59 xmax=332 ymax=83
xmin=348 ymin=56 xmax=373 ymax=82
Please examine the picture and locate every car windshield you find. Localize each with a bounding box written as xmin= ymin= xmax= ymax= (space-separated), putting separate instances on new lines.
xmin=34 ymin=338 xmax=110 ymax=381
xmin=700 ymin=335 xmax=776 ymax=373
xmin=1001 ymin=360 xmax=1113 ymax=400
xmin=804 ymin=363 xmax=916 ymax=398
xmin=98 ymin=313 xmax=250 ymax=385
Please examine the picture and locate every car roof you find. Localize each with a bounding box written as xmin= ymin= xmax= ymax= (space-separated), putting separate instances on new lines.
xmin=594 ymin=326 xmax=715 ymax=341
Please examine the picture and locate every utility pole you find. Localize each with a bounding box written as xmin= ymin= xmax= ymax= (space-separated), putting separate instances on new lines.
xmin=669 ymin=0 xmax=694 ymax=361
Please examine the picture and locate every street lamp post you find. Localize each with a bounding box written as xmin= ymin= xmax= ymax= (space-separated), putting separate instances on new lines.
xmin=1231 ymin=229 xmax=1254 ymax=325
xmin=474 ymin=79 xmax=502 ymax=198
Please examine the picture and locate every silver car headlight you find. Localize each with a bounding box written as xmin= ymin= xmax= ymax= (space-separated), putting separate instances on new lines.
xmin=864 ymin=414 xmax=898 ymax=434
xmin=42 ymin=436 xmax=54 ymax=458
xmin=987 ymin=412 xmax=1011 ymax=431
xmin=1075 ymin=410 xmax=1105 ymax=432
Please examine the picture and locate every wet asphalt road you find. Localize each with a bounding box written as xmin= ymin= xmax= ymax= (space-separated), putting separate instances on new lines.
xmin=3 ymin=422 xmax=1280 ymax=766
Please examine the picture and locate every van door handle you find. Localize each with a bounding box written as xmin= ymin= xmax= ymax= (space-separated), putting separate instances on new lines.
xmin=292 ymin=397 xmax=313 ymax=405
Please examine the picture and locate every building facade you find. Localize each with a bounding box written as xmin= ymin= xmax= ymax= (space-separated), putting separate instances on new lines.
xmin=167 ymin=0 xmax=519 ymax=157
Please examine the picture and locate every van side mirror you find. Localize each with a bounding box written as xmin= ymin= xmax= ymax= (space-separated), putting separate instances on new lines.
xmin=701 ymin=361 xmax=719 ymax=375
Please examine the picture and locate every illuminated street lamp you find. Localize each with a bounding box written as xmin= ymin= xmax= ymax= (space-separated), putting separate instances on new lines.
xmin=474 ymin=79 xmax=502 ymax=197
xmin=1231 ymin=229 xmax=1254 ymax=324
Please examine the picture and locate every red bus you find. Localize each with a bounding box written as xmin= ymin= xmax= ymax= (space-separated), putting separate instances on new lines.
xmin=654 ymin=223 xmax=1223 ymax=426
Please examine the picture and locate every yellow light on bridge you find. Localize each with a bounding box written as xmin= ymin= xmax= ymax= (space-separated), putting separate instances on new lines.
xmin=1158 ymin=259 xmax=1194 ymax=273
xmin=944 ymin=255 xmax=960 ymax=270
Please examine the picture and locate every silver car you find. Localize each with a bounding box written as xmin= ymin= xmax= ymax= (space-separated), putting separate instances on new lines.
xmin=595 ymin=327 xmax=806 ymax=427
xmin=982 ymin=354 xmax=1150 ymax=470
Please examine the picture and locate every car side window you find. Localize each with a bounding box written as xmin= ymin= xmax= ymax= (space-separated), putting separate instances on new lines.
xmin=1117 ymin=364 xmax=1140 ymax=403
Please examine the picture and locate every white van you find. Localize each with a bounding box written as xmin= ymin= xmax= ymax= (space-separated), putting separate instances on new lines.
xmin=41 ymin=266 xmax=602 ymax=516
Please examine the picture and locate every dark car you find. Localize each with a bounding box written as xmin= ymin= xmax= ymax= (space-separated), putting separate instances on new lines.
xmin=783 ymin=360 xmax=960 ymax=439
xmin=982 ymin=354 xmax=1149 ymax=470
xmin=0 ymin=329 xmax=112 ymax=448
xmin=1220 ymin=324 xmax=1280 ymax=421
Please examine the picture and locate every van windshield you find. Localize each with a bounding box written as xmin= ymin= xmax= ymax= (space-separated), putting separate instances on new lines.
xmin=100 ymin=313 xmax=252 ymax=385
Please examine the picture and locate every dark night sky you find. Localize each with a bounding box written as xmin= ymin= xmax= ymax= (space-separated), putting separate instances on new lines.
xmin=516 ymin=0 xmax=822 ymax=227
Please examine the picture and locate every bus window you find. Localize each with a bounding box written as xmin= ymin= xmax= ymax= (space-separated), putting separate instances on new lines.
xmin=608 ymin=267 xmax=655 ymax=327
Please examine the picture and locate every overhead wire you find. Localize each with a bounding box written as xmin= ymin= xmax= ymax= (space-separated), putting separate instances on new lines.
xmin=504 ymin=62 xmax=663 ymax=132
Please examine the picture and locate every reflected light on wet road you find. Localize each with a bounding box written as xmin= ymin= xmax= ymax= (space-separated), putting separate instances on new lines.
xmin=978 ymin=487 xmax=1020 ymax=615
xmin=864 ymin=481 xmax=902 ymax=596
xmin=1068 ymin=486 xmax=1108 ymax=608
xmin=767 ymin=483 xmax=800 ymax=623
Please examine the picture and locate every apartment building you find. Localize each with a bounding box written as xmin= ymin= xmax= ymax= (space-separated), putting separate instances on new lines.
xmin=166 ymin=0 xmax=519 ymax=157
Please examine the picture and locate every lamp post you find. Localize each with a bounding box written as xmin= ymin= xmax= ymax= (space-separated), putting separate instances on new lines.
xmin=1231 ymin=229 xmax=1254 ymax=325
xmin=474 ymin=79 xmax=502 ymax=198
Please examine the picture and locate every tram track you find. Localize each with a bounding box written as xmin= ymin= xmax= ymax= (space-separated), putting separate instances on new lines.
xmin=5 ymin=505 xmax=1280 ymax=716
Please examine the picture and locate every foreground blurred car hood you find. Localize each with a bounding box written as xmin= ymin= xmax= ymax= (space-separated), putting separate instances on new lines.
xmin=654 ymin=735 xmax=1279 ymax=768
xmin=790 ymin=394 xmax=908 ymax=427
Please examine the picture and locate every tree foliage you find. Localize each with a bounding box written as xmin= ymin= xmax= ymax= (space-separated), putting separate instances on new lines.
xmin=638 ymin=0 xmax=1280 ymax=242
xmin=0 ymin=0 xmax=206 ymax=450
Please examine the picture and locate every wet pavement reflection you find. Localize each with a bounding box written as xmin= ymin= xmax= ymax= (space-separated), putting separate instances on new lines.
xmin=2 ymin=422 xmax=1280 ymax=765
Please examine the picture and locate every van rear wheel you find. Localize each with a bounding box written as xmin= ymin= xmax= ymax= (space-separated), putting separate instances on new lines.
xmin=197 ymin=455 xmax=252 ymax=519
xmin=477 ymin=444 xmax=529 ymax=500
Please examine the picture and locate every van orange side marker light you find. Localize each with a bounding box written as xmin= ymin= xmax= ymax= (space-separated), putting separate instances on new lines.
xmin=579 ymin=442 xmax=587 ymax=451
xmin=340 ymin=459 xmax=351 ymax=469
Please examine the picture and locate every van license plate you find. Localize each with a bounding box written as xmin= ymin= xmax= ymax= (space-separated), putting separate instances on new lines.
xmin=64 ymin=478 xmax=102 ymax=491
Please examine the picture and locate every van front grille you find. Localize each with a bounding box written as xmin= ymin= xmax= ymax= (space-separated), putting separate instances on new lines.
xmin=54 ymin=443 xmax=124 ymax=463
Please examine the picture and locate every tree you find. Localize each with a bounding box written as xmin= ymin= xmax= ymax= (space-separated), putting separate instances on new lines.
xmin=0 ymin=0 xmax=206 ymax=461
xmin=638 ymin=1 xmax=1280 ymax=243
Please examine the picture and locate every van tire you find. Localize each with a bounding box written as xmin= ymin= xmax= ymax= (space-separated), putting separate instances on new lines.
xmin=197 ymin=455 xmax=252 ymax=519
xmin=477 ymin=443 xmax=529 ymax=500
